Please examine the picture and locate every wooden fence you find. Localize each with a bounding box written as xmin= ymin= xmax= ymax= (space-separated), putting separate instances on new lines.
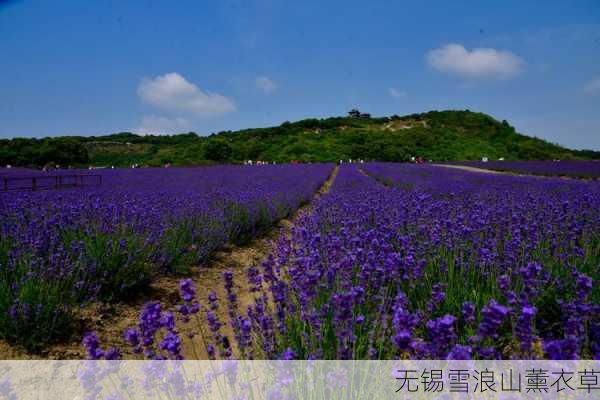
xmin=1 ymin=174 xmax=102 ymax=191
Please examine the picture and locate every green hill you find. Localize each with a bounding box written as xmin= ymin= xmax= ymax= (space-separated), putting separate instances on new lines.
xmin=1 ymin=110 xmax=598 ymax=167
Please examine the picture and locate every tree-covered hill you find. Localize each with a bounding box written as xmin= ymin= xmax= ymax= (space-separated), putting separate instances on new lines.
xmin=1 ymin=110 xmax=598 ymax=167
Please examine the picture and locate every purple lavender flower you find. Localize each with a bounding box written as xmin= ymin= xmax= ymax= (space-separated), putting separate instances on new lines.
xmin=124 ymin=328 xmax=141 ymax=351
xmin=575 ymin=273 xmax=592 ymax=301
xmin=426 ymin=314 xmax=457 ymax=357
xmin=477 ymin=300 xmax=510 ymax=339
xmin=447 ymin=344 xmax=472 ymax=360
xmin=223 ymin=271 xmax=234 ymax=292
xmin=427 ymin=283 xmax=446 ymax=312
xmin=497 ymin=275 xmax=511 ymax=291
xmin=281 ymin=348 xmax=296 ymax=360
xmin=139 ymin=302 xmax=163 ymax=346
xmin=160 ymin=311 xmax=176 ymax=332
xmin=159 ymin=331 xmax=182 ymax=359
xmin=207 ymin=291 xmax=219 ymax=310
xmin=394 ymin=330 xmax=412 ymax=352
xmin=82 ymin=332 xmax=104 ymax=360
xmin=247 ymin=266 xmax=262 ymax=292
xmin=461 ymin=301 xmax=476 ymax=325
xmin=207 ymin=344 xmax=216 ymax=360
xmin=392 ymin=293 xmax=416 ymax=354
xmin=515 ymin=305 xmax=536 ymax=355
xmin=179 ymin=278 xmax=196 ymax=302
xmin=206 ymin=311 xmax=222 ymax=333
xmin=104 ymin=347 xmax=122 ymax=360
xmin=543 ymin=338 xmax=579 ymax=360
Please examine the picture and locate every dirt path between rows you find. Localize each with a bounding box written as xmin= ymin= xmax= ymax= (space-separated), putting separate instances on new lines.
xmin=431 ymin=164 xmax=504 ymax=174
xmin=432 ymin=164 xmax=590 ymax=181
xmin=0 ymin=165 xmax=339 ymax=360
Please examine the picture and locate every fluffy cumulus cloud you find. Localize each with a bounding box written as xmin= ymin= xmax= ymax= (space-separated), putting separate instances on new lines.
xmin=255 ymin=76 xmax=277 ymax=95
xmin=583 ymin=77 xmax=600 ymax=95
xmin=388 ymin=88 xmax=406 ymax=99
xmin=134 ymin=115 xmax=190 ymax=136
xmin=137 ymin=72 xmax=236 ymax=117
xmin=426 ymin=44 xmax=523 ymax=79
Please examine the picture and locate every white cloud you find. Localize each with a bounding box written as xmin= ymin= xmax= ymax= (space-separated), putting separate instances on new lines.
xmin=137 ymin=72 xmax=236 ymax=117
xmin=388 ymin=88 xmax=406 ymax=99
xmin=426 ymin=44 xmax=523 ymax=79
xmin=255 ymin=76 xmax=277 ymax=95
xmin=583 ymin=77 xmax=600 ymax=95
xmin=134 ymin=115 xmax=191 ymax=135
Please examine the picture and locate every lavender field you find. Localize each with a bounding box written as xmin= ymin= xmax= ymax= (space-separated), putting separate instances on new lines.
xmin=81 ymin=163 xmax=599 ymax=361
xmin=448 ymin=160 xmax=600 ymax=179
xmin=0 ymin=165 xmax=332 ymax=350
xmin=0 ymin=163 xmax=598 ymax=359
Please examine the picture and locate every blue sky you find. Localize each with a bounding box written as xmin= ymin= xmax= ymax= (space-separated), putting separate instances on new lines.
xmin=1 ymin=1 xmax=599 ymax=149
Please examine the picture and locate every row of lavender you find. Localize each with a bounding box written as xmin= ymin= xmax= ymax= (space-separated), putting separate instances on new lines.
xmin=447 ymin=160 xmax=600 ymax=179
xmin=0 ymin=164 xmax=333 ymax=350
xmin=89 ymin=163 xmax=599 ymax=360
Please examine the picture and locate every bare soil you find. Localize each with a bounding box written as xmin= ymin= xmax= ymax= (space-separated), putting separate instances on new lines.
xmin=431 ymin=164 xmax=504 ymax=174
xmin=381 ymin=119 xmax=428 ymax=131
xmin=0 ymin=165 xmax=339 ymax=359
xmin=433 ymin=164 xmax=585 ymax=181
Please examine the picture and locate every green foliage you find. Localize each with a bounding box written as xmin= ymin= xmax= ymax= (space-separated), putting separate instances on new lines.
xmin=204 ymin=140 xmax=232 ymax=162
xmin=0 ymin=137 xmax=90 ymax=167
xmin=62 ymin=227 xmax=154 ymax=301
xmin=1 ymin=110 xmax=597 ymax=167
xmin=0 ymin=237 xmax=75 ymax=351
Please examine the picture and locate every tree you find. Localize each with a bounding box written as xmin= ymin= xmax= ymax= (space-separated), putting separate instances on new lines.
xmin=50 ymin=139 xmax=90 ymax=165
xmin=204 ymin=140 xmax=232 ymax=162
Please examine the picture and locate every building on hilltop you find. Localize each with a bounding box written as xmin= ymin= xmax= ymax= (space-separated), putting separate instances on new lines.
xmin=348 ymin=108 xmax=361 ymax=118
xmin=348 ymin=108 xmax=371 ymax=119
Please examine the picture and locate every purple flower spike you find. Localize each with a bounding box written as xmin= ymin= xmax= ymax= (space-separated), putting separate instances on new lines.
xmin=281 ymin=348 xmax=296 ymax=360
xmin=447 ymin=344 xmax=472 ymax=360
xmin=543 ymin=338 xmax=578 ymax=360
xmin=477 ymin=300 xmax=510 ymax=340
xmin=124 ymin=328 xmax=140 ymax=347
xmin=461 ymin=302 xmax=476 ymax=325
xmin=179 ymin=278 xmax=197 ymax=302
xmin=159 ymin=331 xmax=182 ymax=358
xmin=82 ymin=332 xmax=104 ymax=360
